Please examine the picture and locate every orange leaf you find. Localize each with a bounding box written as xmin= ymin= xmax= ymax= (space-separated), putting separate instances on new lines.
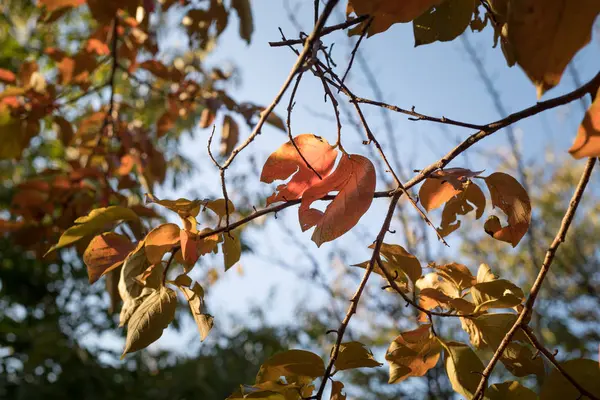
xmin=83 ymin=233 xmax=136 ymax=284
xmin=437 ymin=181 xmax=486 ymax=237
xmin=299 ymin=154 xmax=376 ymax=247
xmin=260 ymin=134 xmax=338 ymax=205
xmin=484 ymin=172 xmax=531 ymax=247
xmin=569 ymin=87 xmax=600 ymax=159
xmin=0 ymin=69 xmax=16 ymax=84
xmin=38 ymin=0 xmax=84 ymax=12
xmin=385 ymin=324 xmax=441 ymax=383
xmin=180 ymin=230 xmax=199 ymax=265
xmin=145 ymin=223 xmax=180 ymax=264
xmin=419 ymin=178 xmax=462 ymax=212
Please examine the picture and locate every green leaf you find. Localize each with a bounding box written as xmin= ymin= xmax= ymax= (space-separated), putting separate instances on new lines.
xmin=231 ymin=0 xmax=253 ymax=44
xmin=489 ymin=381 xmax=536 ymax=400
xmin=122 ymin=287 xmax=177 ymax=357
xmin=223 ymin=231 xmax=241 ymax=271
xmin=385 ymin=324 xmax=441 ymax=383
xmin=334 ymin=342 xmax=383 ymax=371
xmin=176 ymin=282 xmax=214 ymax=341
xmin=540 ymin=359 xmax=600 ymax=399
xmin=46 ymin=206 xmax=139 ymax=255
xmin=471 ymin=279 xmax=524 ymax=311
xmin=440 ymin=340 xmax=485 ymax=399
xmin=413 ymin=0 xmax=476 ymax=46
xmin=255 ymin=350 xmax=325 ymax=384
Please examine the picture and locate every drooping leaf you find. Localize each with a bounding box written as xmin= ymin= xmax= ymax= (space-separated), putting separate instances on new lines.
xmin=231 ymin=0 xmax=253 ymax=44
xmin=489 ymin=381 xmax=537 ymax=400
xmin=145 ymin=193 xmax=203 ymax=218
xmin=180 ymin=229 xmax=200 ymax=266
xmin=438 ymin=181 xmax=486 ymax=237
xmin=260 ymin=134 xmax=338 ymax=205
xmin=385 ymin=324 xmax=441 ymax=383
xmin=440 ymin=340 xmax=485 ymax=399
xmin=413 ymin=0 xmax=476 ymax=46
xmin=299 ymin=154 xmax=376 ymax=247
xmin=220 ymin=115 xmax=239 ymax=157
xmin=118 ymin=241 xmax=151 ymax=304
xmin=255 ymin=350 xmax=325 ymax=384
xmin=569 ymin=86 xmax=600 ymax=159
xmin=499 ymin=0 xmax=600 ymax=96
xmin=540 ymin=359 xmax=600 ymax=399
xmin=330 ymin=381 xmax=346 ymax=400
xmin=122 ymin=287 xmax=177 ymax=357
xmin=83 ymin=233 xmax=136 ymax=284
xmin=204 ymin=198 xmax=236 ymax=219
xmin=144 ymin=223 xmax=180 ymax=264
xmin=334 ymin=342 xmax=383 ymax=371
xmin=484 ymin=172 xmax=531 ymax=247
xmin=223 ymin=231 xmax=241 ymax=270
xmin=471 ymin=279 xmax=524 ymax=311
xmin=46 ymin=206 xmax=139 ymax=255
xmin=348 ymin=0 xmax=444 ymax=36
xmin=176 ymin=282 xmax=213 ymax=341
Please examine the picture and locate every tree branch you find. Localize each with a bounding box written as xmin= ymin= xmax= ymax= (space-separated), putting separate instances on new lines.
xmin=268 ymin=15 xmax=369 ymax=47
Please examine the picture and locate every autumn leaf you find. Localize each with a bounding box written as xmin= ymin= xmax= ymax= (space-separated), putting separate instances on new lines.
xmin=330 ymin=381 xmax=346 ymax=400
xmin=143 ymin=223 xmax=179 ymax=264
xmin=471 ymin=279 xmax=524 ymax=311
xmin=413 ymin=0 xmax=476 ymax=46
xmin=348 ymin=0 xmax=444 ymax=36
xmin=83 ymin=233 xmax=136 ymax=284
xmin=299 ymin=154 xmax=376 ymax=247
xmin=46 ymin=206 xmax=140 ymax=255
xmin=484 ymin=172 xmax=531 ymax=247
xmin=437 ymin=180 xmax=486 ymax=237
xmin=231 ymin=0 xmax=253 ymax=44
xmin=199 ymin=108 xmax=216 ymax=129
xmin=0 ymin=104 xmax=38 ymax=160
xmin=0 ymin=69 xmax=16 ymax=84
xmin=569 ymin=86 xmax=600 ymax=159
xmin=261 ymin=134 xmax=338 ymax=205
xmin=386 ymin=324 xmax=441 ymax=383
xmin=220 ymin=115 xmax=239 ymax=157
xmin=499 ymin=0 xmax=600 ymax=96
xmin=255 ymin=350 xmax=325 ymax=384
xmin=419 ymin=178 xmax=462 ymax=212
xmin=222 ymin=231 xmax=241 ymax=270
xmin=540 ymin=359 xmax=600 ymax=399
xmin=476 ymin=263 xmax=496 ymax=283
xmin=156 ymin=112 xmax=174 ymax=138
xmin=180 ymin=229 xmax=199 ymax=266
xmin=489 ymin=381 xmax=537 ymax=400
xmin=53 ymin=116 xmax=74 ymax=146
xmin=122 ymin=287 xmax=177 ymax=357
xmin=145 ymin=193 xmax=203 ymax=218
xmin=501 ymin=343 xmax=545 ymax=378
xmin=378 ymin=242 xmax=422 ymax=284
xmin=38 ymin=0 xmax=84 ymax=12
xmin=118 ymin=241 xmax=150 ymax=305
xmin=175 ymin=282 xmax=213 ymax=341
xmin=432 ymin=262 xmax=475 ymax=292
xmin=334 ymin=342 xmax=383 ymax=371
xmin=440 ymin=340 xmax=485 ymax=399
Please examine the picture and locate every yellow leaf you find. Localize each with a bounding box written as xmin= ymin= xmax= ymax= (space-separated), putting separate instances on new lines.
xmin=223 ymin=231 xmax=241 ymax=270
xmin=122 ymin=287 xmax=177 ymax=357
xmin=471 ymin=279 xmax=524 ymax=311
xmin=46 ymin=206 xmax=139 ymax=255
xmin=334 ymin=342 xmax=382 ymax=371
xmin=489 ymin=381 xmax=536 ymax=400
xmin=330 ymin=381 xmax=346 ymax=400
xmin=176 ymin=282 xmax=213 ymax=341
xmin=144 ymin=223 xmax=180 ymax=264
xmin=145 ymin=193 xmax=203 ymax=218
xmin=255 ymin=350 xmax=325 ymax=384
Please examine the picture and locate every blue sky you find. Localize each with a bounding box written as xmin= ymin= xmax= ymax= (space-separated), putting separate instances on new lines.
xmin=89 ymin=0 xmax=600 ymax=370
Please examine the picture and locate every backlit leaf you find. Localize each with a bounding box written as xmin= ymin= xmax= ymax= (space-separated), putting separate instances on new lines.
xmin=334 ymin=342 xmax=383 ymax=371
xmin=432 ymin=262 xmax=475 ymax=292
xmin=180 ymin=229 xmax=199 ymax=266
xmin=84 ymin=233 xmax=136 ymax=284
xmin=46 ymin=206 xmax=139 ymax=255
xmin=223 ymin=231 xmax=241 ymax=270
xmin=441 ymin=340 xmax=485 ymax=399
xmin=145 ymin=223 xmax=180 ymax=264
xmin=540 ymin=359 xmax=600 ymax=399
xmin=330 ymin=381 xmax=346 ymax=400
xmin=386 ymin=324 xmax=441 ymax=383
xmin=261 ymin=134 xmax=338 ymax=205
xmin=569 ymin=86 xmax=600 ymax=159
xmin=438 ymin=181 xmax=486 ymax=237
xmin=176 ymin=282 xmax=213 ymax=341
xmin=375 ymin=242 xmax=422 ymax=284
xmin=471 ymin=279 xmax=524 ymax=311
xmin=419 ymin=177 xmax=462 ymax=212
xmin=413 ymin=0 xmax=475 ymax=46
xmin=489 ymin=381 xmax=537 ymax=400
xmin=122 ymin=287 xmax=177 ymax=357
xmin=299 ymin=154 xmax=376 ymax=247
xmin=118 ymin=241 xmax=150 ymax=305
xmin=145 ymin=193 xmax=202 ymax=218
xmin=484 ymin=172 xmax=531 ymax=247
xmin=255 ymin=350 xmax=325 ymax=384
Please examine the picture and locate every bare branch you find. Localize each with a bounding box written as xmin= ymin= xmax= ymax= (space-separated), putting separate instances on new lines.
xmin=269 ymin=15 xmax=369 ymax=48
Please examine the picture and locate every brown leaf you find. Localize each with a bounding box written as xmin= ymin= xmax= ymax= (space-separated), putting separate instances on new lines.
xmin=84 ymin=233 xmax=136 ymax=284
xmin=330 ymin=381 xmax=346 ymax=400
xmin=38 ymin=0 xmax=84 ymax=12
xmin=385 ymin=324 xmax=441 ymax=383
xmin=431 ymin=262 xmax=475 ymax=292
xmin=260 ymin=134 xmax=338 ymax=205
xmin=53 ymin=116 xmax=74 ymax=146
xmin=569 ymin=86 xmax=600 ymax=159
xmin=471 ymin=279 xmax=525 ymax=311
xmin=334 ymin=342 xmax=383 ymax=371
xmin=156 ymin=112 xmax=174 ymax=138
xmin=220 ymin=115 xmax=239 ymax=157
xmin=419 ymin=178 xmax=462 ymax=212
xmin=299 ymin=154 xmax=376 ymax=247
xmin=484 ymin=172 xmax=531 ymax=247
xmin=375 ymin=242 xmax=422 ymax=284
xmin=144 ymin=223 xmax=180 ymax=264
xmin=199 ymin=108 xmax=216 ymax=129
xmin=437 ymin=181 xmax=486 ymax=237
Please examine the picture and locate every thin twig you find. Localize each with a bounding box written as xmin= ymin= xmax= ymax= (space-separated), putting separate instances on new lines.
xmin=472 ymin=157 xmax=597 ymax=400
xmin=339 ymin=17 xmax=372 ymax=87
xmin=269 ymin=15 xmax=369 ymax=47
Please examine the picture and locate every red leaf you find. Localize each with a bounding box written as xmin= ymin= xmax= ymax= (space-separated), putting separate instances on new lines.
xmin=180 ymin=229 xmax=199 ymax=265
xmin=84 ymin=233 xmax=136 ymax=284
xmin=0 ymin=69 xmax=16 ymax=84
xmin=419 ymin=178 xmax=462 ymax=212
xmin=261 ymin=134 xmax=338 ymax=205
xmin=299 ymin=154 xmax=376 ymax=246
xmin=569 ymin=86 xmax=600 ymax=159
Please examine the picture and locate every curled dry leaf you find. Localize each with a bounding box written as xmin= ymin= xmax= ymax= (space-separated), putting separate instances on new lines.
xmin=83 ymin=232 xmax=136 ymax=284
xmin=220 ymin=115 xmax=239 ymax=157
xmin=122 ymin=287 xmax=177 ymax=358
xmin=484 ymin=172 xmax=531 ymax=247
xmin=260 ymin=134 xmax=338 ymax=205
xmin=377 ymin=242 xmax=422 ymax=284
xmin=437 ymin=180 xmax=486 ymax=237
xmin=569 ymin=86 xmax=600 ymax=159
xmin=385 ymin=324 xmax=441 ymax=384
xmin=144 ymin=223 xmax=180 ymax=264
xmin=299 ymin=154 xmax=376 ymax=247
